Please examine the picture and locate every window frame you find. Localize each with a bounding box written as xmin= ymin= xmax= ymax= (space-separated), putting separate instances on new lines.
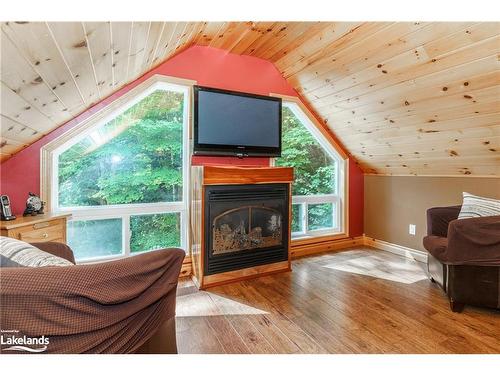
xmin=273 ymin=97 xmax=348 ymax=240
xmin=41 ymin=75 xmax=196 ymax=263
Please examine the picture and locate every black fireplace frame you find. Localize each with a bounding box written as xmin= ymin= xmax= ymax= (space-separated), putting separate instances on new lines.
xmin=204 ymin=183 xmax=289 ymax=275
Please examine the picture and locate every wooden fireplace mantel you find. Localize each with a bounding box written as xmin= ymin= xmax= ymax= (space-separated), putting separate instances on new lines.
xmin=201 ymin=165 xmax=294 ymax=185
xmin=190 ymin=165 xmax=293 ymax=289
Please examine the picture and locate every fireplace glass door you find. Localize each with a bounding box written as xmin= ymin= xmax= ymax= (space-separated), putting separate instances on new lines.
xmin=204 ymin=184 xmax=289 ymax=274
xmin=213 ymin=206 xmax=283 ymax=255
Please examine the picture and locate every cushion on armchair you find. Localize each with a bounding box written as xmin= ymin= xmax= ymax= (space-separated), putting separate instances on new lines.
xmin=0 ymin=236 xmax=73 ymax=267
xmin=0 ymin=254 xmax=24 ymax=268
xmin=458 ymin=192 xmax=500 ymax=219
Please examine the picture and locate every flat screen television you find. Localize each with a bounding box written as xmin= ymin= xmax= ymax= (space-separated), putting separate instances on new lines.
xmin=193 ymin=86 xmax=282 ymax=157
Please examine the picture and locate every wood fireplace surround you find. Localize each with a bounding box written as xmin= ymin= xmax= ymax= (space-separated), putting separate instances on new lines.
xmin=190 ymin=166 xmax=293 ymax=289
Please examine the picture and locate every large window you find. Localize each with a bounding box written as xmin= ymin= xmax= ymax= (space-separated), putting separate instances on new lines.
xmin=276 ymin=102 xmax=345 ymax=238
xmin=51 ymin=81 xmax=189 ymax=262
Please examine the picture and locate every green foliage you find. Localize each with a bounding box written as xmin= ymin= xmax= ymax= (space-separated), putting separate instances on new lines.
xmin=60 ymin=90 xmax=184 ymax=258
xmin=130 ymin=213 xmax=181 ymax=252
xmin=308 ymin=203 xmax=334 ymax=230
xmin=67 ymin=219 xmax=123 ymax=260
xmin=276 ymin=107 xmax=336 ymax=196
xmin=276 ymin=107 xmax=337 ymax=230
xmin=291 ymin=205 xmax=303 ymax=233
xmin=58 ymin=90 xmax=184 ymax=207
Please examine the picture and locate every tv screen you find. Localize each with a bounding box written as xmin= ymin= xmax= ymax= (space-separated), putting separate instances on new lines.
xmin=193 ymin=86 xmax=282 ymax=157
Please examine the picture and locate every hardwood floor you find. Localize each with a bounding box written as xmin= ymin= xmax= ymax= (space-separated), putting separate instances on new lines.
xmin=174 ymin=247 xmax=500 ymax=354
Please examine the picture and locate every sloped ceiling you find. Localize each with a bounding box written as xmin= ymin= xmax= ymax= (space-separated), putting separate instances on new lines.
xmin=1 ymin=22 xmax=499 ymax=175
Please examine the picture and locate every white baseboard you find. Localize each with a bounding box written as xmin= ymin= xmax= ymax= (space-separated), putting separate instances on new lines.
xmin=363 ymin=236 xmax=428 ymax=263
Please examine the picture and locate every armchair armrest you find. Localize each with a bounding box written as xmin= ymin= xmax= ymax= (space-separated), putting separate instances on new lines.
xmin=426 ymin=206 xmax=461 ymax=237
xmin=446 ymin=216 xmax=500 ymax=266
xmin=1 ymin=248 xmax=185 ymax=353
xmin=31 ymin=241 xmax=76 ymax=264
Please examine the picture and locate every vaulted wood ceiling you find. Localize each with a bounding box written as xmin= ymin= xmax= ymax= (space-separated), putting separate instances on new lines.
xmin=1 ymin=22 xmax=499 ymax=175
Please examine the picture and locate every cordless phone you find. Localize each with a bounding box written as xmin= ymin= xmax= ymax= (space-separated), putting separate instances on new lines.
xmin=1 ymin=195 xmax=16 ymax=221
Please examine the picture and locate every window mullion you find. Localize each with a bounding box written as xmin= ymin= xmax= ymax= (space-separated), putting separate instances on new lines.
xmin=336 ymin=198 xmax=342 ymax=231
xmin=180 ymin=211 xmax=186 ymax=251
xmin=123 ymin=215 xmax=131 ymax=257
xmin=333 ymin=200 xmax=338 ymax=231
xmin=57 ymin=202 xmax=184 ymax=217
xmin=303 ymin=202 xmax=309 ymax=234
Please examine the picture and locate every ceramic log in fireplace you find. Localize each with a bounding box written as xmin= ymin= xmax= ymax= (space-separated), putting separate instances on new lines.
xmin=190 ymin=166 xmax=293 ymax=289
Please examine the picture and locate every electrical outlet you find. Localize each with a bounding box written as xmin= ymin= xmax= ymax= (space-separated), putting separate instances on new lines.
xmin=409 ymin=224 xmax=416 ymax=236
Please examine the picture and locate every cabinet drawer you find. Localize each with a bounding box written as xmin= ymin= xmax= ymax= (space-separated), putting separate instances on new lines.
xmin=19 ymin=224 xmax=64 ymax=242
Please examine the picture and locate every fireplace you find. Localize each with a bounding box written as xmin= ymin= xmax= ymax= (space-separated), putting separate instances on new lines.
xmin=205 ymin=184 xmax=289 ymax=275
xmin=190 ymin=165 xmax=293 ymax=289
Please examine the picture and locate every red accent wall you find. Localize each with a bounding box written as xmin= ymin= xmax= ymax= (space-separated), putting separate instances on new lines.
xmin=349 ymin=159 xmax=364 ymax=237
xmin=0 ymin=45 xmax=363 ymax=236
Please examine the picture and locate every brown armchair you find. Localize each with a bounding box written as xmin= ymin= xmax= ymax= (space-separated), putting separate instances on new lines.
xmin=0 ymin=242 xmax=184 ymax=353
xmin=423 ymin=206 xmax=500 ymax=312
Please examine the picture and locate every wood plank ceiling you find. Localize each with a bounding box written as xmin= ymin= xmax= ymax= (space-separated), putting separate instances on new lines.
xmin=1 ymin=22 xmax=499 ymax=176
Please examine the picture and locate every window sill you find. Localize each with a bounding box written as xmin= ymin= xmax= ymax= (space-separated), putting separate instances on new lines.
xmin=76 ymin=248 xmax=188 ymax=265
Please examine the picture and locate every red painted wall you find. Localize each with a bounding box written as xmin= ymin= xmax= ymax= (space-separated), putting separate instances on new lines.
xmin=349 ymin=159 xmax=364 ymax=237
xmin=0 ymin=45 xmax=363 ymax=236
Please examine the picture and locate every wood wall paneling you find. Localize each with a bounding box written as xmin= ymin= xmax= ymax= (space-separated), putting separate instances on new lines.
xmin=298 ymin=22 xmax=472 ymax=96
xmin=0 ymin=31 xmax=68 ymax=125
xmin=83 ymin=22 xmax=114 ymax=99
xmin=228 ymin=22 xmax=275 ymax=55
xmin=193 ymin=22 xmax=224 ymax=46
xmin=276 ymin=22 xmax=369 ymax=80
xmin=127 ymin=21 xmax=152 ymax=79
xmin=110 ymin=22 xmax=133 ymax=89
xmin=138 ymin=21 xmax=164 ymax=76
xmin=1 ymin=81 xmax=55 ymax=133
xmin=2 ymin=22 xmax=86 ymax=114
xmin=46 ymin=22 xmax=102 ymax=107
xmin=1 ymin=21 xmax=498 ymax=176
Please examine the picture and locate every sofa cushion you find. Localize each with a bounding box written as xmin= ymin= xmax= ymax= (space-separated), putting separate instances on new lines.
xmin=0 ymin=236 xmax=73 ymax=267
xmin=458 ymin=192 xmax=500 ymax=219
xmin=0 ymin=254 xmax=24 ymax=267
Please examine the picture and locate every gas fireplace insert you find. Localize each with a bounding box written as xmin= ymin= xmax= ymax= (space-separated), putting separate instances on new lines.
xmin=204 ymin=183 xmax=289 ymax=275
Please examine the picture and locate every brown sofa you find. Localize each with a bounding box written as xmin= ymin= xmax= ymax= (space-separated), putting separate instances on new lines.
xmin=0 ymin=242 xmax=184 ymax=353
xmin=423 ymin=206 xmax=500 ymax=312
